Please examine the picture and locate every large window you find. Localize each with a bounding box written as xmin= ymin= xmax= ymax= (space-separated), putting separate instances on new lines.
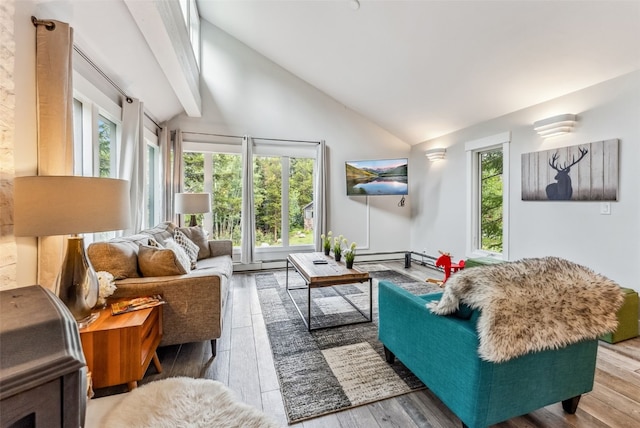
xmin=466 ymin=133 xmax=510 ymax=259
xmin=183 ymin=142 xmax=316 ymax=256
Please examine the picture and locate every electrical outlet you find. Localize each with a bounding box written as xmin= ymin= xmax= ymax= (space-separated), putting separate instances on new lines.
xmin=600 ymin=202 xmax=611 ymax=215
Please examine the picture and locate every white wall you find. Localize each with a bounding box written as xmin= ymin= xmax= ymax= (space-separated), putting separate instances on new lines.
xmin=411 ymin=70 xmax=640 ymax=292
xmin=169 ymin=21 xmax=412 ymax=255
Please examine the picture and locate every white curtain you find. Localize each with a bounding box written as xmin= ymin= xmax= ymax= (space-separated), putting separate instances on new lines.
xmin=159 ymin=126 xmax=173 ymax=222
xmin=240 ymin=136 xmax=255 ymax=264
xmin=35 ymin=19 xmax=74 ymax=290
xmin=313 ymin=140 xmax=327 ymax=251
xmin=119 ymin=97 xmax=145 ymax=234
xmin=173 ymin=130 xmax=184 ymax=225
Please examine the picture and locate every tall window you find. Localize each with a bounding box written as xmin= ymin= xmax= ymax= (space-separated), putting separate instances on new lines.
xmin=466 ymin=133 xmax=510 ymax=259
xmin=182 ymin=142 xmax=316 ymax=256
xmin=479 ymin=149 xmax=503 ymax=252
xmin=183 ymin=151 xmax=242 ymax=244
xmin=98 ymin=115 xmax=117 ymax=178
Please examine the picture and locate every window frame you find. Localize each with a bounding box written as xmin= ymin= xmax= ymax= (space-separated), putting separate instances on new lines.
xmin=465 ymin=132 xmax=511 ymax=260
xmin=182 ymin=141 xmax=318 ymax=261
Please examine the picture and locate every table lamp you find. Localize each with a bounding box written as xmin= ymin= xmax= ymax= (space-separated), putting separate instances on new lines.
xmin=14 ymin=176 xmax=130 ymax=323
xmin=174 ymin=192 xmax=211 ymax=227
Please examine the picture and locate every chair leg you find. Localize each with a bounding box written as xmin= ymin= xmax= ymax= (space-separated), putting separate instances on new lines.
xmin=562 ymin=395 xmax=581 ymax=414
xmin=383 ymin=345 xmax=395 ymax=363
xmin=211 ymin=339 xmax=217 ymax=357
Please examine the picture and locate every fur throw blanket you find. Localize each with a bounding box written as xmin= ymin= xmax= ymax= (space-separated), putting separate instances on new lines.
xmin=427 ymin=257 xmax=624 ymax=363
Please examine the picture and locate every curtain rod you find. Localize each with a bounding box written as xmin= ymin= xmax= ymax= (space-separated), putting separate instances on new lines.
xmin=32 ymin=17 xmax=162 ymax=130
xmin=182 ymin=131 xmax=320 ymax=145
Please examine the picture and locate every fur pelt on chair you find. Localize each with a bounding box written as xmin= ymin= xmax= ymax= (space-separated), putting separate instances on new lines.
xmin=427 ymin=257 xmax=624 ymax=362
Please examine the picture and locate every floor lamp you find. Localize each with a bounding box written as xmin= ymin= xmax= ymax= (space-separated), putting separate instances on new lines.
xmin=14 ymin=176 xmax=130 ymax=323
xmin=175 ymin=192 xmax=212 ymax=227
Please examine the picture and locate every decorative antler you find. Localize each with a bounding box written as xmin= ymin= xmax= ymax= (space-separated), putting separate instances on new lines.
xmin=548 ymin=147 xmax=588 ymax=172
xmin=562 ymin=147 xmax=588 ymax=170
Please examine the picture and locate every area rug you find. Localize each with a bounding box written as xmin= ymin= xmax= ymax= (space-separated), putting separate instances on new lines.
xmin=102 ymin=377 xmax=279 ymax=428
xmin=256 ymin=267 xmax=441 ymax=423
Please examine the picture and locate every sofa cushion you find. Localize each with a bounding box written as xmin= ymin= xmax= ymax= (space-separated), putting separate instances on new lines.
xmin=87 ymin=241 xmax=140 ymax=279
xmin=164 ymin=239 xmax=192 ymax=273
xmin=174 ymin=229 xmax=199 ymax=269
xmin=141 ymin=222 xmax=176 ymax=247
xmin=195 ymin=255 xmax=233 ymax=279
xmin=138 ymin=244 xmax=188 ymax=277
xmin=177 ymin=226 xmax=211 ymax=260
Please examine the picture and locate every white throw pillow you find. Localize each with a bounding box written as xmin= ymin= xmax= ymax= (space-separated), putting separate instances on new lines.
xmin=174 ymin=229 xmax=199 ymax=269
xmin=165 ymin=239 xmax=192 ymax=273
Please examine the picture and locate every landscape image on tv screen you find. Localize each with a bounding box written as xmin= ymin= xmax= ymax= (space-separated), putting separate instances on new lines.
xmin=345 ymin=158 xmax=408 ymax=196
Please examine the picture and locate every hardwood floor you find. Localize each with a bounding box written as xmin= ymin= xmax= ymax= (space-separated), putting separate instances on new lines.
xmin=99 ymin=261 xmax=640 ymax=427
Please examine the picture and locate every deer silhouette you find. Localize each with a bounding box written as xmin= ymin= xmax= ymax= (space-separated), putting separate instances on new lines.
xmin=545 ymin=147 xmax=588 ymax=200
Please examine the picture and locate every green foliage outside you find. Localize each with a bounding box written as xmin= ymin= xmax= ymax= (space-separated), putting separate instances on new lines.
xmin=98 ymin=117 xmax=113 ymax=178
xmin=183 ymin=152 xmax=314 ymax=248
xmin=480 ymin=149 xmax=503 ymax=252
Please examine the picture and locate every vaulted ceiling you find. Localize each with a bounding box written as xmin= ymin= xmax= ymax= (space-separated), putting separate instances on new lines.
xmin=198 ymin=0 xmax=640 ymax=144
xmin=37 ymin=1 xmax=640 ymax=145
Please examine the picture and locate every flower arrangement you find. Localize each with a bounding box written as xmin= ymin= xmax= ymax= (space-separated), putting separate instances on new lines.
xmin=333 ymin=235 xmax=344 ymax=260
xmin=96 ymin=271 xmax=117 ymax=307
xmin=321 ymin=231 xmax=332 ymax=255
xmin=343 ymin=242 xmax=357 ymax=268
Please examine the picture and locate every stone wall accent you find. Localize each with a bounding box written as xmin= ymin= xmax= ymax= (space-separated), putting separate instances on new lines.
xmin=0 ymin=0 xmax=16 ymax=289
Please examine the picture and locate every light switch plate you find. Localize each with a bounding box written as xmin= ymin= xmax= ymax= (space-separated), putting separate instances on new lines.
xmin=600 ymin=202 xmax=611 ymax=215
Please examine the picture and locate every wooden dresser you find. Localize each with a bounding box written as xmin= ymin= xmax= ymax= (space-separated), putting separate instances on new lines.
xmin=79 ymin=304 xmax=163 ymax=390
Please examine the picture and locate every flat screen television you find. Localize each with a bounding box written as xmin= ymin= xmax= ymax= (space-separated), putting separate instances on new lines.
xmin=345 ymin=158 xmax=408 ymax=196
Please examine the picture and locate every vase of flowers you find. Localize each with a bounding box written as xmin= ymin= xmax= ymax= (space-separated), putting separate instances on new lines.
xmin=344 ymin=242 xmax=356 ymax=269
xmin=333 ymin=235 xmax=344 ymax=261
xmin=96 ymin=271 xmax=117 ymax=308
xmin=321 ymin=231 xmax=332 ymax=255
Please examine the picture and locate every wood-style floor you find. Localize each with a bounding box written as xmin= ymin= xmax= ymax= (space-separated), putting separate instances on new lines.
xmin=98 ymin=261 xmax=640 ymax=427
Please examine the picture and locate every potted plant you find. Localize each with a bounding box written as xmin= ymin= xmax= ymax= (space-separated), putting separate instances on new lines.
xmin=321 ymin=231 xmax=332 ymax=255
xmin=344 ymin=242 xmax=357 ymax=269
xmin=333 ymin=235 xmax=344 ymax=261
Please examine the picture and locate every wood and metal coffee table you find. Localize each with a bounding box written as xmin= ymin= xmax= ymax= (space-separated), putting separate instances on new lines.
xmin=286 ymin=252 xmax=372 ymax=331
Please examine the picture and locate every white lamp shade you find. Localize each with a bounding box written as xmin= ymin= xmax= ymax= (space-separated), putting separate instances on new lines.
xmin=174 ymin=192 xmax=211 ymax=214
xmin=14 ymin=176 xmax=131 ymax=237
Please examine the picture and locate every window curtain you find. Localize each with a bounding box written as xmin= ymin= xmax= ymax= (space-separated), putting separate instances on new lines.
xmin=313 ymin=140 xmax=327 ymax=251
xmin=119 ymin=97 xmax=145 ymax=235
xmin=173 ymin=130 xmax=184 ymax=224
xmin=159 ymin=126 xmax=173 ymax=222
xmin=35 ymin=19 xmax=74 ymax=290
xmin=240 ymin=136 xmax=255 ymax=264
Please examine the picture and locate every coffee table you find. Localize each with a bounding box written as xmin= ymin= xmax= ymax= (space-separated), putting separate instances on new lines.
xmin=286 ymin=252 xmax=372 ymax=331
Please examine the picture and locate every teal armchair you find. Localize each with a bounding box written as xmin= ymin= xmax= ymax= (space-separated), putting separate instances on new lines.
xmin=378 ymin=281 xmax=598 ymax=428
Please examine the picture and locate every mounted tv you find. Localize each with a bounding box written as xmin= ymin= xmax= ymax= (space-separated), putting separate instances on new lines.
xmin=345 ymin=158 xmax=408 ymax=196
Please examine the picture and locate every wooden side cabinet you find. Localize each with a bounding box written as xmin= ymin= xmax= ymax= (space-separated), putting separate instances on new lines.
xmin=79 ymin=304 xmax=163 ymax=390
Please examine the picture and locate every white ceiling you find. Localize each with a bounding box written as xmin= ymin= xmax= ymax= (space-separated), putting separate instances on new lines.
xmin=36 ymin=1 xmax=640 ymax=144
xmin=198 ymin=0 xmax=640 ymax=144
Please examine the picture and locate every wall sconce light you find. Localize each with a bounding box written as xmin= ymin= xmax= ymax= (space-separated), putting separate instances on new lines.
xmin=425 ymin=148 xmax=446 ymax=162
xmin=533 ymin=114 xmax=576 ymax=138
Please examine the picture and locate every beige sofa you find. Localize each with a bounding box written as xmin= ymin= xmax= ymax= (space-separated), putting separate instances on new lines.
xmin=87 ymin=222 xmax=232 ymax=355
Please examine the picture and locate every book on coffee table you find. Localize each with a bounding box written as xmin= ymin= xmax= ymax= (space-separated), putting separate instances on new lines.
xmin=111 ymin=295 xmax=166 ymax=315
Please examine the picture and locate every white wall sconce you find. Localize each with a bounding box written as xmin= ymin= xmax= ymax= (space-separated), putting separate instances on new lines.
xmin=533 ymin=114 xmax=576 ymax=138
xmin=425 ymin=148 xmax=446 ymax=162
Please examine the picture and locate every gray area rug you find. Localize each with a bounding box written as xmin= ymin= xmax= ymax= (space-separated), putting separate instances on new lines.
xmin=256 ymin=266 xmax=442 ymax=423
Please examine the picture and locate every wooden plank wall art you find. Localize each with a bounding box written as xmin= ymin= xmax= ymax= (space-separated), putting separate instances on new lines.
xmin=521 ymin=139 xmax=619 ymax=201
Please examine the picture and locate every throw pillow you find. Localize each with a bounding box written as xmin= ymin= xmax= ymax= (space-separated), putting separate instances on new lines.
xmin=174 ymin=229 xmax=199 ymax=269
xmin=138 ymin=244 xmax=188 ymax=277
xmin=165 ymin=239 xmax=192 ymax=273
xmin=87 ymin=241 xmax=140 ymax=279
xmin=140 ymin=222 xmax=176 ymax=247
xmin=177 ymin=226 xmax=211 ymax=260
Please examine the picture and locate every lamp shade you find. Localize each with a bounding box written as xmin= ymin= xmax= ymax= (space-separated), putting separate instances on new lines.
xmin=174 ymin=192 xmax=211 ymax=214
xmin=14 ymin=176 xmax=130 ymax=237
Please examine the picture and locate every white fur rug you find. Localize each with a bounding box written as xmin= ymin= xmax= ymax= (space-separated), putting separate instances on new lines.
xmin=428 ymin=257 xmax=624 ymax=363
xmin=102 ymin=377 xmax=279 ymax=428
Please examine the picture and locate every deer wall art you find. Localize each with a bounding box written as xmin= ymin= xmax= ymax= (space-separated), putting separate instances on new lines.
xmin=522 ymin=140 xmax=618 ymax=201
